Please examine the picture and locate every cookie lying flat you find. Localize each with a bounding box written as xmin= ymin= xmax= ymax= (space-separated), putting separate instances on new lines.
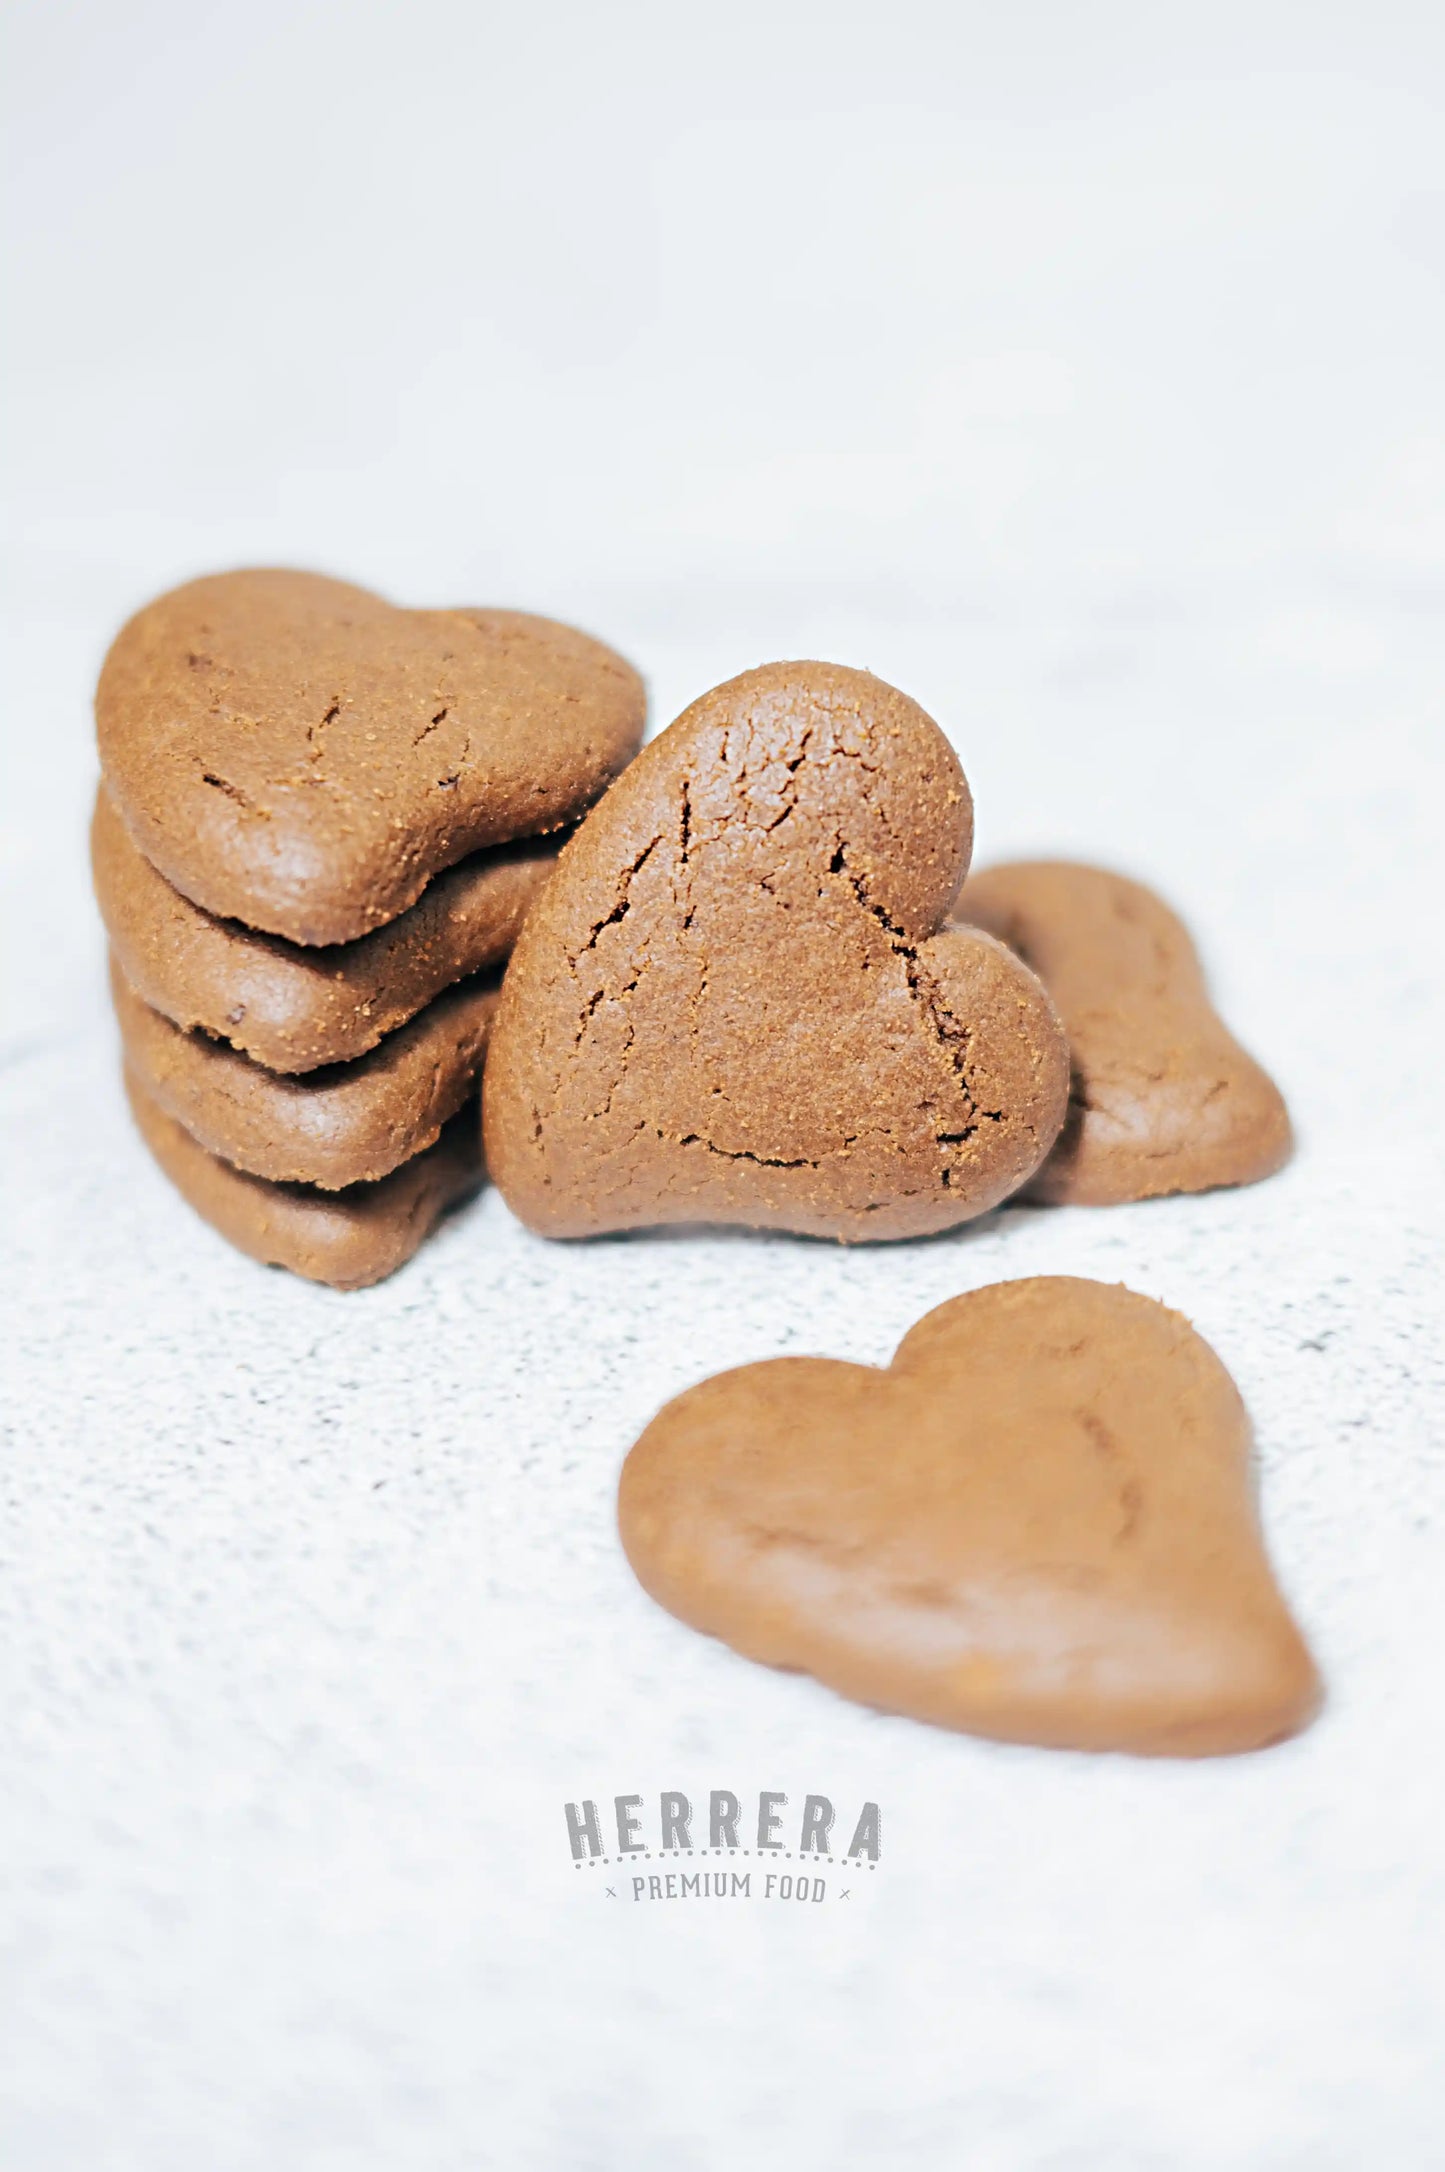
xmin=94 ymin=785 xmax=557 ymax=1073
xmin=112 ymin=956 xmax=497 ymax=1189
xmin=125 ymin=1071 xmax=482 ymax=1289
xmin=96 ymin=569 xmax=646 ymax=945
xmin=953 ymin=861 xmax=1292 ymax=1205
xmin=620 ymin=1277 xmax=1320 ymax=1756
xmin=484 ymin=662 xmax=1069 ymax=1240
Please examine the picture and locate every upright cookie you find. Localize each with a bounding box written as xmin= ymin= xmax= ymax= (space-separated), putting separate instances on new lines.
xmin=125 ymin=1072 xmax=483 ymax=1290
xmin=94 ymin=785 xmax=557 ymax=1072
xmin=619 ymin=1277 xmax=1321 ymax=1756
xmin=96 ymin=570 xmax=646 ymax=944
xmin=112 ymin=956 xmax=498 ymax=1190
xmin=953 ymin=861 xmax=1292 ymax=1205
xmin=484 ymin=663 xmax=1069 ymax=1240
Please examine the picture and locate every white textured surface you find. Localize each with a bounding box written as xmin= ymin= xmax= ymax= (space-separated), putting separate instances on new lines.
xmin=4 ymin=5 xmax=1445 ymax=2168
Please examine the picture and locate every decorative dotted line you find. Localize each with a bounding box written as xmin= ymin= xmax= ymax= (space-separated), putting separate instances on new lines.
xmin=575 ymin=1852 xmax=876 ymax=1869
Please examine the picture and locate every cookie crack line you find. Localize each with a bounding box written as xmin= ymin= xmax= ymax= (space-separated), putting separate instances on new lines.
xmin=676 ymin=1133 xmax=814 ymax=1172
xmin=678 ymin=778 xmax=697 ymax=932
xmin=306 ymin=698 xmax=342 ymax=770
xmin=829 ymin=841 xmax=1003 ymax=1145
xmin=574 ymin=835 xmax=663 ymax=961
xmin=435 ymin=732 xmax=471 ymax=792
xmin=759 ymin=724 xmax=815 ymax=834
xmin=200 ymin=770 xmax=256 ymax=812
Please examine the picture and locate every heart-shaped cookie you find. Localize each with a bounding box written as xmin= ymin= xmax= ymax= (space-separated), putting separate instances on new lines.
xmin=619 ymin=1277 xmax=1320 ymax=1755
xmin=96 ymin=570 xmax=645 ymax=945
xmin=484 ymin=663 xmax=1070 ymax=1239
xmin=953 ymin=860 xmax=1292 ymax=1204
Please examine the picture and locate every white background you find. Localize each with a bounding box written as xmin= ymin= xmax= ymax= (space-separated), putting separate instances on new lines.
xmin=2 ymin=3 xmax=1444 ymax=2166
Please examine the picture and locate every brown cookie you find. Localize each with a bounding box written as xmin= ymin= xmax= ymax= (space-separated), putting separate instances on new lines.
xmin=124 ymin=1069 xmax=482 ymax=1289
xmin=953 ymin=861 xmax=1292 ymax=1205
xmin=93 ymin=784 xmax=557 ymax=1073
xmin=112 ymin=955 xmax=497 ymax=1190
xmin=619 ymin=1277 xmax=1320 ymax=1756
xmin=96 ymin=569 xmax=646 ymax=945
xmin=483 ymin=663 xmax=1069 ymax=1240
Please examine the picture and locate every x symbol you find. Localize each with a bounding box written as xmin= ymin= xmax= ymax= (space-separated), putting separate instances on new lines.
xmin=605 ymin=1886 xmax=617 ymax=1899
xmin=839 ymin=1889 xmax=851 ymax=1901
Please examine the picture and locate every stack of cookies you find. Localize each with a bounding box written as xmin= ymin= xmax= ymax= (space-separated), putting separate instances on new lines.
xmin=93 ymin=570 xmax=645 ymax=1287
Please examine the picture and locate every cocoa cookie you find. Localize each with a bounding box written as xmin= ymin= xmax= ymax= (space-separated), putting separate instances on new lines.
xmin=96 ymin=570 xmax=646 ymax=945
xmin=125 ymin=1070 xmax=482 ymax=1289
xmin=953 ymin=861 xmax=1292 ymax=1205
xmin=484 ymin=663 xmax=1069 ymax=1240
xmin=112 ymin=955 xmax=498 ymax=1190
xmin=619 ymin=1277 xmax=1321 ymax=1756
xmin=93 ymin=784 xmax=558 ymax=1073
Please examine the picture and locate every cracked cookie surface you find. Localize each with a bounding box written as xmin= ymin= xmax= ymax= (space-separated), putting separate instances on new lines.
xmin=953 ymin=860 xmax=1292 ymax=1205
xmin=96 ymin=569 xmax=645 ymax=945
xmin=619 ymin=1277 xmax=1322 ymax=1755
xmin=484 ymin=661 xmax=1069 ymax=1239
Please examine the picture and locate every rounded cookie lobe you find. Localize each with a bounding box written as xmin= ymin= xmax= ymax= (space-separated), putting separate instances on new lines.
xmin=96 ymin=569 xmax=645 ymax=944
xmin=125 ymin=1071 xmax=483 ymax=1290
xmin=93 ymin=784 xmax=557 ymax=1072
xmin=953 ymin=860 xmax=1292 ymax=1204
xmin=112 ymin=954 xmax=498 ymax=1189
xmin=484 ymin=661 xmax=1068 ymax=1239
xmin=619 ymin=1277 xmax=1322 ymax=1756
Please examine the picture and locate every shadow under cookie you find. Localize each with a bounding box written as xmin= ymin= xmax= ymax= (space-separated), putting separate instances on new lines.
xmin=112 ymin=954 xmax=497 ymax=1189
xmin=94 ymin=785 xmax=557 ymax=1073
xmin=124 ymin=1068 xmax=483 ymax=1290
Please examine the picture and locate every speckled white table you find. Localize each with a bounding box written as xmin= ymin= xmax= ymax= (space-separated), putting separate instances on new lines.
xmin=4 ymin=593 xmax=1443 ymax=2171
